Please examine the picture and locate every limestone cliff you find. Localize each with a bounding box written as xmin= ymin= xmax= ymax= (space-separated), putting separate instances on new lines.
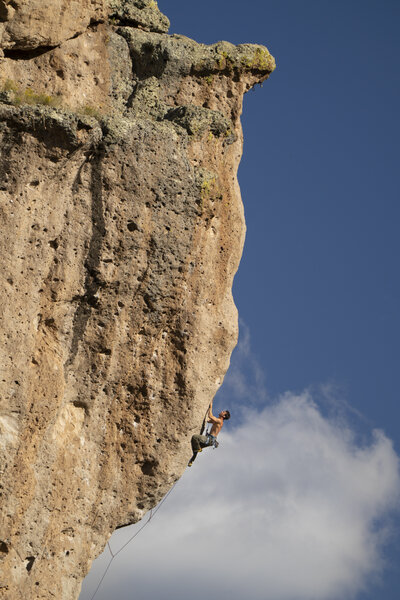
xmin=0 ymin=1 xmax=275 ymax=598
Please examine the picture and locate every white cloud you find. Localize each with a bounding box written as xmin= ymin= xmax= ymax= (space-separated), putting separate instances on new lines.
xmin=81 ymin=392 xmax=400 ymax=600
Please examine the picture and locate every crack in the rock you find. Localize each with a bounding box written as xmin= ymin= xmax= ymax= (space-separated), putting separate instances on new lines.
xmin=65 ymin=148 xmax=106 ymax=369
xmin=1 ymin=16 xmax=161 ymax=65
xmin=2 ymin=19 xmax=105 ymax=61
xmin=2 ymin=46 xmax=58 ymax=60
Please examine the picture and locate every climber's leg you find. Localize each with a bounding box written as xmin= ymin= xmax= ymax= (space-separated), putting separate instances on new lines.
xmin=191 ymin=434 xmax=208 ymax=453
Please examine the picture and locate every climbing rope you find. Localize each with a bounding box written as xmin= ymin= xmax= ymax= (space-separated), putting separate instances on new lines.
xmin=200 ymin=403 xmax=211 ymax=436
xmin=88 ymin=480 xmax=179 ymax=600
xmin=88 ymin=403 xmax=209 ymax=599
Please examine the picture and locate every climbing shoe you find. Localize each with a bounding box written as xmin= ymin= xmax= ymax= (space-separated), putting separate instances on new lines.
xmin=188 ymin=452 xmax=197 ymax=466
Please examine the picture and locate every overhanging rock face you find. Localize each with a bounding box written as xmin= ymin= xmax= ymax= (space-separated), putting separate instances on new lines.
xmin=0 ymin=1 xmax=275 ymax=597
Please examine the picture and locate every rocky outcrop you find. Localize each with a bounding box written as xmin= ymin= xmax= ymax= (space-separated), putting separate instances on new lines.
xmin=0 ymin=1 xmax=275 ymax=598
xmin=0 ymin=0 xmax=106 ymax=51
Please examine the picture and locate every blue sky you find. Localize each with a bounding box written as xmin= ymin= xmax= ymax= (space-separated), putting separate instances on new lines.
xmin=80 ymin=2 xmax=400 ymax=599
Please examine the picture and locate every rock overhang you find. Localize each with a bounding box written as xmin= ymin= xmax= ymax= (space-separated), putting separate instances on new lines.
xmin=0 ymin=2 xmax=275 ymax=598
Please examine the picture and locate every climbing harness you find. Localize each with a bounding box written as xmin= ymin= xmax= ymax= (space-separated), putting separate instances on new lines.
xmin=205 ymin=431 xmax=219 ymax=449
xmin=88 ymin=479 xmax=179 ymax=600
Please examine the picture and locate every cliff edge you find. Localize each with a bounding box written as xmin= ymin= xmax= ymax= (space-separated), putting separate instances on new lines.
xmin=0 ymin=1 xmax=275 ymax=597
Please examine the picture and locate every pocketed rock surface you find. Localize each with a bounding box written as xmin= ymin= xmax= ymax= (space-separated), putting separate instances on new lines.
xmin=0 ymin=1 xmax=275 ymax=597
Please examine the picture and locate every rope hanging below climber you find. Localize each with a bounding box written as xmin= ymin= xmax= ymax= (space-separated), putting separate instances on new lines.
xmin=88 ymin=399 xmax=230 ymax=598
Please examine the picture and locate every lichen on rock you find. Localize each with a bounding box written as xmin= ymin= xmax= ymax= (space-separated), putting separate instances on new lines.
xmin=108 ymin=0 xmax=170 ymax=33
xmin=0 ymin=1 xmax=275 ymax=598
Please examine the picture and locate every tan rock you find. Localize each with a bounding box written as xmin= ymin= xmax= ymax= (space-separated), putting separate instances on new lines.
xmin=0 ymin=2 xmax=275 ymax=598
xmin=0 ymin=0 xmax=105 ymax=50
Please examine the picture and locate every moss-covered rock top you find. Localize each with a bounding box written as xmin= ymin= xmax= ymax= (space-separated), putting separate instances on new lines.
xmin=120 ymin=28 xmax=275 ymax=81
xmin=108 ymin=0 xmax=170 ymax=33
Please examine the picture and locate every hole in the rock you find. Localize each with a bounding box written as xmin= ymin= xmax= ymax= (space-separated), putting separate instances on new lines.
xmin=25 ymin=556 xmax=35 ymax=572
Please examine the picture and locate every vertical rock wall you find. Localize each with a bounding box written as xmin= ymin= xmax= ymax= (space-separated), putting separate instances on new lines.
xmin=0 ymin=1 xmax=275 ymax=597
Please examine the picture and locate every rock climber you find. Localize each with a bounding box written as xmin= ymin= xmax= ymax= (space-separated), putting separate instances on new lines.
xmin=188 ymin=400 xmax=230 ymax=466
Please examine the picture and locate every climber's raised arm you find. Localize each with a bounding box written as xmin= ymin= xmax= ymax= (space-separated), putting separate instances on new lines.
xmin=207 ymin=402 xmax=221 ymax=424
